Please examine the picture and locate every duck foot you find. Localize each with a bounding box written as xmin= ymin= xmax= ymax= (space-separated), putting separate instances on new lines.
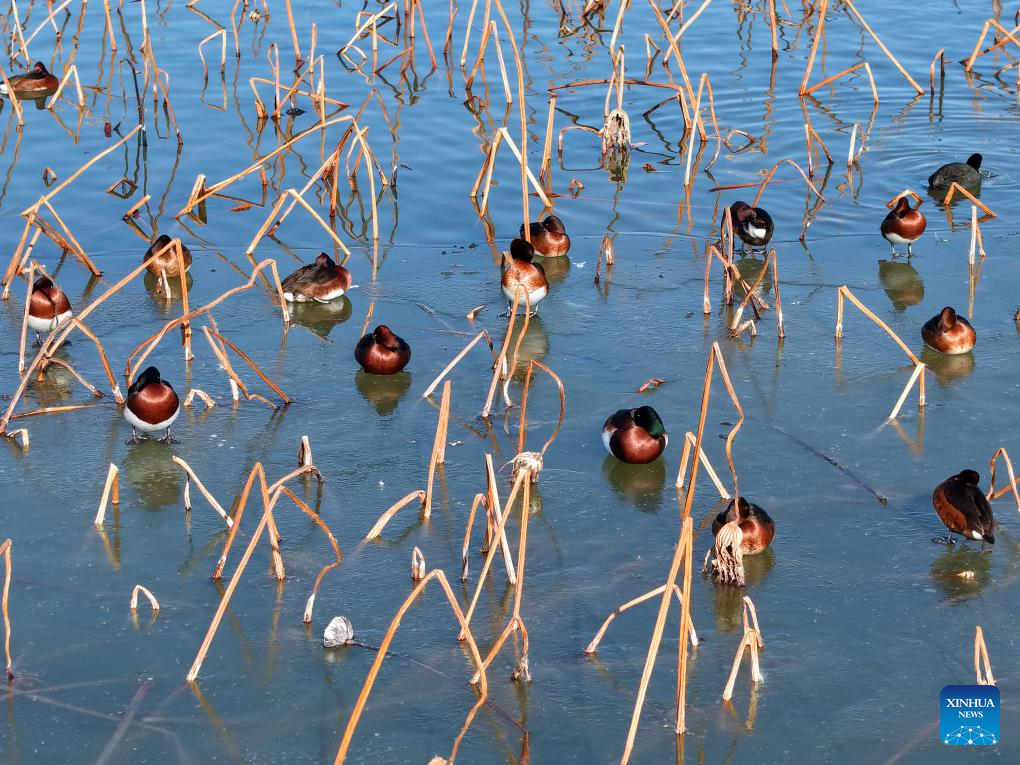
xmin=125 ymin=430 xmax=145 ymax=446
xmin=931 ymin=536 xmax=956 ymax=546
xmin=160 ymin=430 xmax=180 ymax=445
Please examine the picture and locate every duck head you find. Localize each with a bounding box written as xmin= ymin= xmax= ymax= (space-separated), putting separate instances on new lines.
xmin=543 ymin=215 xmax=566 ymax=234
xmin=966 ymin=153 xmax=982 ymax=171
xmin=633 ymin=405 xmax=665 ymax=437
xmin=938 ymin=306 xmax=959 ymax=331
xmin=509 ymin=238 xmax=535 ymax=263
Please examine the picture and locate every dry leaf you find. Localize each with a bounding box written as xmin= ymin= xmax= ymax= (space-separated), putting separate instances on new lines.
xmin=231 ymin=202 xmax=252 ymax=212
xmin=642 ymin=162 xmax=656 ymax=172
xmin=636 ymin=377 xmax=665 ymax=393
xmin=466 ymin=305 xmax=485 ymax=320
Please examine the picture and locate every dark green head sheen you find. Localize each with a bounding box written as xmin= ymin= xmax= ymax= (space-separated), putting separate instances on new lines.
xmin=634 ymin=406 xmax=665 ymax=437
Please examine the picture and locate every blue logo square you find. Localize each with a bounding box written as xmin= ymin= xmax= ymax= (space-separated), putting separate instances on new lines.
xmin=941 ymin=685 xmax=999 ymax=745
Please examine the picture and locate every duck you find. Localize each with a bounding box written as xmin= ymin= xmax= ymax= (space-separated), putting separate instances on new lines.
xmin=922 ymin=306 xmax=975 ymax=354
xmin=1 ymin=62 xmax=59 ymax=97
xmin=729 ymin=201 xmax=774 ymax=250
xmin=501 ymin=239 xmax=548 ymax=313
xmin=928 ymin=153 xmax=982 ymax=190
xmin=711 ymin=496 xmax=776 ymax=555
xmin=602 ymin=406 xmax=668 ymax=464
xmin=880 ymin=197 xmax=926 ymax=255
xmin=143 ymin=234 xmax=193 ymax=278
xmin=520 ymin=215 xmax=570 ymax=257
xmin=281 ymin=252 xmax=351 ymax=303
xmin=932 ymin=470 xmax=994 ymax=545
xmin=355 ymin=325 xmax=411 ymax=375
xmin=27 ymin=276 xmax=73 ymax=342
xmin=124 ymin=366 xmax=180 ymax=445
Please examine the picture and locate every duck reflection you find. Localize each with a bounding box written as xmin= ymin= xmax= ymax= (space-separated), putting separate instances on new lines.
xmin=930 ymin=545 xmax=991 ymax=604
xmin=355 ymin=369 xmax=411 ymax=416
xmin=602 ymin=456 xmax=666 ymax=512
xmin=734 ymin=254 xmax=773 ymax=298
xmin=537 ymin=254 xmax=571 ymax=286
xmin=123 ymin=439 xmax=183 ymax=510
xmin=711 ymin=548 xmax=775 ymax=633
xmin=878 ymin=259 xmax=924 ymax=311
xmin=144 ymin=271 xmax=194 ymax=315
xmin=506 ymin=315 xmax=549 ymax=381
xmin=288 ymin=296 xmax=353 ymax=339
xmin=920 ymin=345 xmax=974 ymax=387
xmin=31 ymin=351 xmax=75 ymax=408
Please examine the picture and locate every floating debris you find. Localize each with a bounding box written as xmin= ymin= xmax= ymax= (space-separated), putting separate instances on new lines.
xmin=323 ymin=616 xmax=355 ymax=649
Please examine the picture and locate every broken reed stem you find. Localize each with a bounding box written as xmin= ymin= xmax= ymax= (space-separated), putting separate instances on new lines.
xmin=171 ymin=456 xmax=234 ymax=527
xmin=203 ymin=326 xmax=247 ymax=400
xmin=424 ymin=380 xmax=452 ymax=518
xmin=188 ymin=479 xmax=281 ymax=681
xmin=974 ymin=625 xmax=996 ymax=686
xmin=130 ymin=585 xmax=160 ymax=613
xmin=987 ymin=448 xmax=1020 ymax=508
xmin=751 ymin=159 xmax=823 ymax=207
xmin=333 ymin=569 xmax=487 ymax=765
xmin=26 ymin=125 xmax=142 ymax=215
xmin=722 ymin=597 xmax=765 ymax=701
xmin=835 ymin=286 xmax=921 ymax=365
xmin=461 ymin=470 xmax=528 ymax=638
xmin=94 ymin=463 xmax=120 ymax=527
xmin=943 ymin=183 xmax=996 ymax=218
xmin=516 ymin=359 xmax=566 ymax=459
xmin=124 ymin=259 xmax=290 ymax=389
xmin=363 ymin=491 xmax=427 ymax=540
xmin=799 ymin=0 xmax=828 ymax=94
xmin=888 ymin=362 xmax=926 ymax=419
xmin=0 ymin=540 xmax=11 ymax=679
xmin=461 ymin=493 xmax=488 ymax=581
xmin=622 ymin=344 xmax=718 ymax=759
xmin=421 ymin=330 xmax=494 ymax=398
xmin=584 ymin=583 xmax=696 ymax=655
xmin=675 ymin=432 xmax=730 ymax=497
xmin=620 ymin=517 xmax=694 ymax=762
xmin=204 ymin=327 xmax=291 ymax=404
xmin=486 ymin=453 xmax=518 ymax=584
xmin=842 ymin=0 xmax=924 ymax=94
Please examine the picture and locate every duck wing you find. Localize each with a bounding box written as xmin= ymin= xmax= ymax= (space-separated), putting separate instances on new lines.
xmin=281 ymin=263 xmax=319 ymax=291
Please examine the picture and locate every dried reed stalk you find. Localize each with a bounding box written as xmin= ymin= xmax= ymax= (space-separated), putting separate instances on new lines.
xmin=485 ymin=453 xmax=518 ymax=583
xmin=964 ymin=18 xmax=1020 ymax=71
xmin=49 ymin=65 xmax=85 ymax=107
xmin=751 ymin=158 xmax=823 ymax=206
xmin=363 ymin=491 xmax=427 ymax=540
xmin=24 ymin=127 xmax=141 ymax=215
xmin=0 ymin=539 xmax=11 ymax=679
xmin=675 ymin=432 xmax=730 ymax=497
xmin=178 ymin=116 xmax=353 ymax=216
xmin=722 ymin=596 xmax=764 ymax=700
xmin=273 ymin=486 xmax=342 ymax=624
xmin=843 ymin=0 xmax=923 ymax=94
xmin=799 ymin=0 xmax=828 ymax=94
xmin=130 ymin=585 xmax=160 ymax=613
xmin=204 ymin=327 xmax=291 ymax=404
xmin=424 ymin=381 xmax=452 ymax=518
xmin=803 ymin=61 xmax=866 ymax=97
xmin=461 ymin=492 xmax=489 ymax=581
xmin=987 ymin=448 xmax=1020 ymax=508
xmin=835 ymin=286 xmax=921 ymax=365
xmin=974 ymin=625 xmax=995 ymax=685
xmin=584 ymin=583 xmax=697 ymax=655
xmin=172 ymin=456 xmax=234 ymax=527
xmin=943 ymin=183 xmax=996 ymax=218
xmin=0 ymin=72 xmax=24 ymax=127
xmin=333 ymin=569 xmax=487 ymax=765
xmin=469 ymin=471 xmax=535 ymax=684
xmin=968 ymin=206 xmax=986 ymax=265
xmin=622 ymin=345 xmax=720 ymax=757
xmin=94 ymin=463 xmax=120 ymax=527
xmin=888 ymin=363 xmax=926 ymax=419
xmin=124 ymin=259 xmax=290 ymax=388
xmin=187 ymin=484 xmax=283 ymax=682
xmin=421 ymin=330 xmax=495 ymax=398
xmin=620 ymin=517 xmax=695 ymax=762
xmin=411 ymin=547 xmax=426 ymax=581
